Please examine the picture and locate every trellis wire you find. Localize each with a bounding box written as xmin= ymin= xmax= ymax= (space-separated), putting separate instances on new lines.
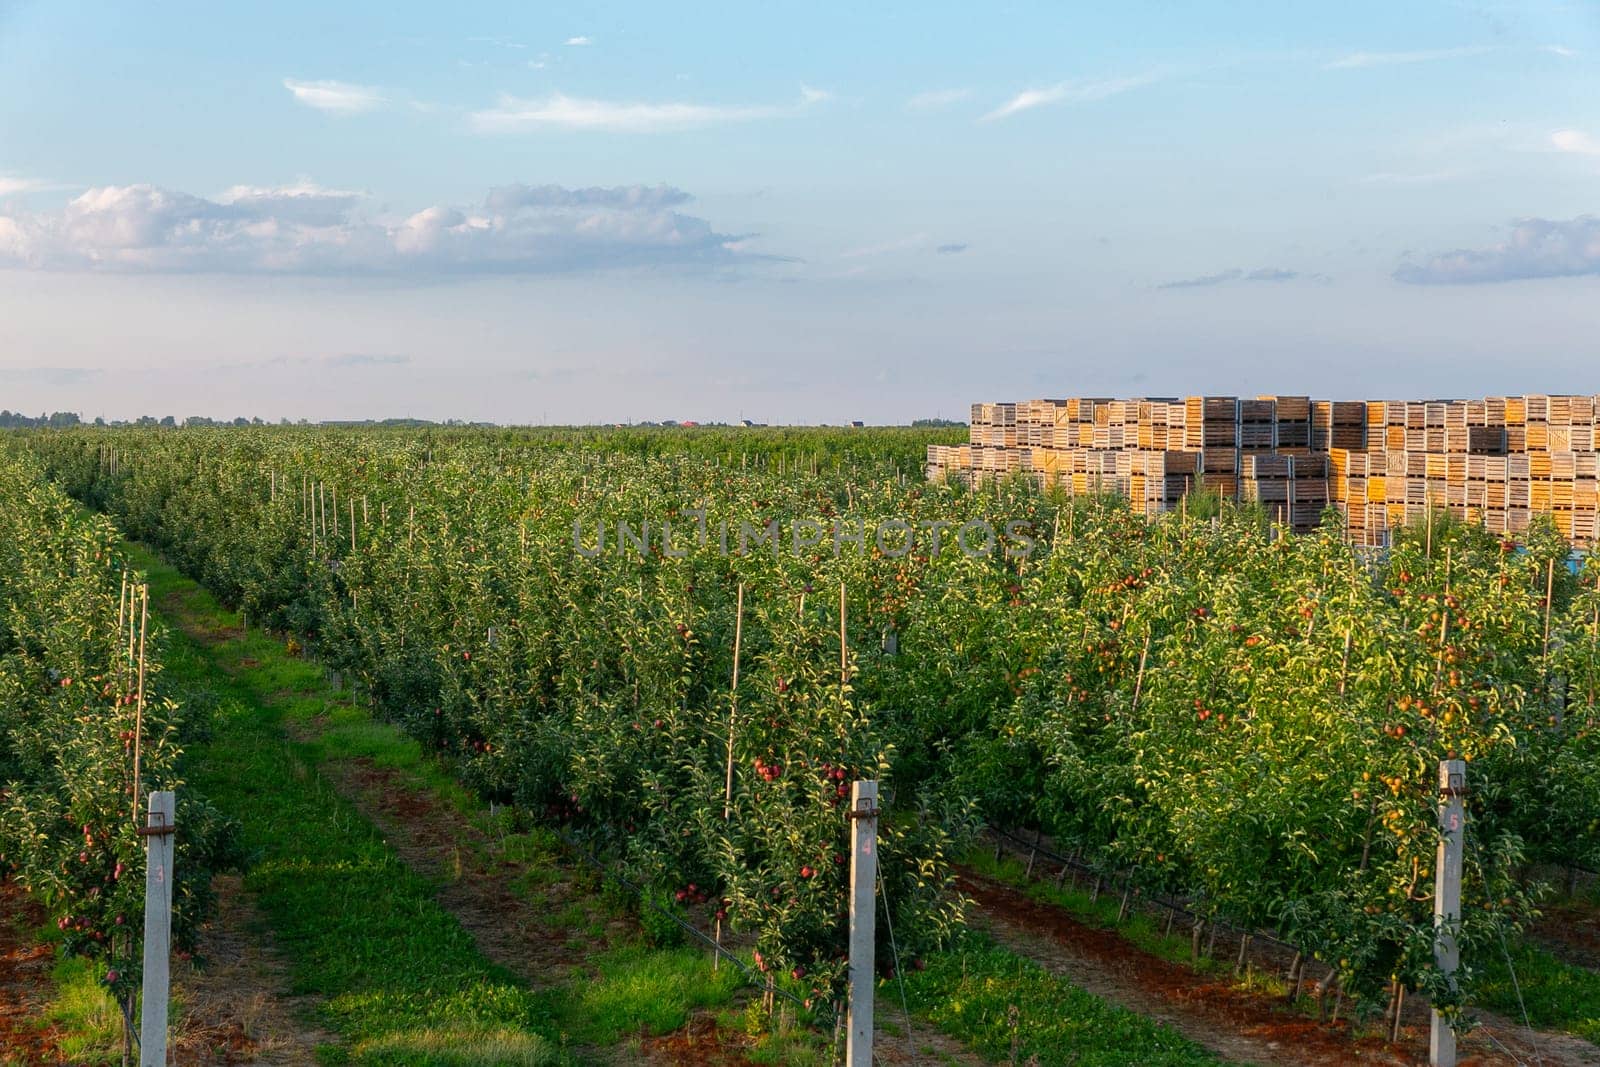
xmin=989 ymin=825 xmax=1301 ymax=956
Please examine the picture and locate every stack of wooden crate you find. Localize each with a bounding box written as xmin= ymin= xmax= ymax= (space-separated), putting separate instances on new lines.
xmin=927 ymin=392 xmax=1600 ymax=548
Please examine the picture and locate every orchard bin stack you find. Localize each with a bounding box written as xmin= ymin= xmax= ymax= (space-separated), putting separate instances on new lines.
xmin=926 ymin=394 xmax=1600 ymax=549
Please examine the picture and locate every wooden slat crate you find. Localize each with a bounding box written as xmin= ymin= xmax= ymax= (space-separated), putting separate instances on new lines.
xmin=943 ymin=393 xmax=1596 ymax=547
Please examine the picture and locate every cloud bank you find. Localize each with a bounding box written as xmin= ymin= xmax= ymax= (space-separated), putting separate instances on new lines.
xmin=1395 ymin=216 xmax=1600 ymax=284
xmin=0 ymin=181 xmax=755 ymax=275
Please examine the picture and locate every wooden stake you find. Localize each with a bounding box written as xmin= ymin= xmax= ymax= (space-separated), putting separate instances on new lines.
xmin=1589 ymin=573 xmax=1598 ymax=710
xmin=715 ymin=583 xmax=745 ymax=971
xmin=1338 ymin=625 xmax=1353 ymax=697
xmin=131 ymin=586 xmax=149 ymax=828
xmin=1131 ymin=632 xmax=1151 ymax=713
xmin=1434 ymin=547 xmax=1453 ymax=695
xmin=1544 ymin=557 xmax=1557 ymax=709
xmin=839 ymin=581 xmax=849 ymax=694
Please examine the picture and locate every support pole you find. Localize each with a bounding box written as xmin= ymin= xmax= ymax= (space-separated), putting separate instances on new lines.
xmin=1431 ymin=759 xmax=1466 ymax=1067
xmin=139 ymin=790 xmax=176 ymax=1067
xmin=846 ymin=780 xmax=878 ymax=1067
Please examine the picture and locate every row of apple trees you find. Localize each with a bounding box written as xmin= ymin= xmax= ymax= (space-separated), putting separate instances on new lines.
xmin=22 ymin=425 xmax=1600 ymax=1019
xmin=0 ymin=448 xmax=238 ymax=999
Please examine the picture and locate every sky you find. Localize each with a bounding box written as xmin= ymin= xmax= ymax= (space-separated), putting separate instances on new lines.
xmin=1 ymin=0 xmax=1598 ymax=424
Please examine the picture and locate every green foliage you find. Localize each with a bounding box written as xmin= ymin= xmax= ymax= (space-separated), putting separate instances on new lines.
xmin=0 ymin=452 xmax=237 ymax=999
xmin=15 ymin=424 xmax=1600 ymax=1020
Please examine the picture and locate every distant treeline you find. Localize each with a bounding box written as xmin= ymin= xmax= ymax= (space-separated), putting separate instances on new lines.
xmin=0 ymin=411 xmax=85 ymax=428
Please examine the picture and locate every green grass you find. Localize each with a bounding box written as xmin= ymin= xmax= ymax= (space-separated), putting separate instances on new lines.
xmin=118 ymin=542 xmax=811 ymax=1065
xmin=133 ymin=586 xmax=563 ymax=1062
xmin=39 ymin=956 xmax=125 ymax=1065
xmin=902 ymin=933 xmax=1218 ymax=1066
xmin=547 ymin=946 xmax=744 ymax=1044
xmin=1477 ymin=939 xmax=1600 ymax=1044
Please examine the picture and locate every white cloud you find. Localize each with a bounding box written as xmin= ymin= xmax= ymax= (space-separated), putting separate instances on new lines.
xmin=1544 ymin=45 xmax=1577 ymax=58
xmin=906 ymin=88 xmax=971 ymax=111
xmin=1323 ymin=46 xmax=1493 ymax=70
xmin=982 ymin=74 xmax=1157 ymax=121
xmin=1551 ymin=129 xmax=1600 ymax=157
xmin=283 ymin=78 xmax=387 ymax=115
xmin=1396 ymin=216 xmax=1600 ymax=284
xmin=470 ymin=87 xmax=825 ymax=133
xmin=0 ymin=175 xmax=53 ymax=197
xmin=0 ymin=181 xmax=757 ymax=276
xmin=217 ymin=181 xmax=367 ymax=225
xmin=565 ymin=36 xmax=591 ymax=46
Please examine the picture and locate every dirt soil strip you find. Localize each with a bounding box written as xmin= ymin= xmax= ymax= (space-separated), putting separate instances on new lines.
xmin=0 ymin=881 xmax=63 ymax=1066
xmin=960 ymin=870 xmax=1600 ymax=1067
xmin=169 ymin=873 xmax=336 ymax=1066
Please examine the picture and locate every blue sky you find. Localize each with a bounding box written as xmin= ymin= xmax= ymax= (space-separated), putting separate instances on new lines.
xmin=1 ymin=0 xmax=1598 ymax=423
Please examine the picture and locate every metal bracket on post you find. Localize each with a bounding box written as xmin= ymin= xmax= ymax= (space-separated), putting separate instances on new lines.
xmin=1431 ymin=761 xmax=1466 ymax=1067
xmin=846 ymin=781 xmax=879 ymax=1067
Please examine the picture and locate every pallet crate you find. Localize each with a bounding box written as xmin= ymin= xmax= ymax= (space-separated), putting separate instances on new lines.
xmin=939 ymin=393 xmax=1597 ymax=547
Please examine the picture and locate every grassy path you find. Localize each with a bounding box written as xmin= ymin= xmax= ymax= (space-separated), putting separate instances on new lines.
xmin=134 ymin=544 xmax=569 ymax=1066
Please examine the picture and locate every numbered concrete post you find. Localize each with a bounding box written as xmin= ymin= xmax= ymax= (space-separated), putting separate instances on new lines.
xmin=140 ymin=790 xmax=175 ymax=1067
xmin=1431 ymin=761 xmax=1466 ymax=1067
xmin=847 ymin=780 xmax=878 ymax=1067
